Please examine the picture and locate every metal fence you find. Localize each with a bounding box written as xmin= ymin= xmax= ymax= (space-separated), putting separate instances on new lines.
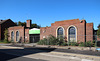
xmin=11 ymin=35 xmax=100 ymax=46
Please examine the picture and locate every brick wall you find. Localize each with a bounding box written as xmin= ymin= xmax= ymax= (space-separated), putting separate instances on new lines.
xmin=40 ymin=19 xmax=94 ymax=43
xmin=40 ymin=27 xmax=51 ymax=39
xmin=25 ymin=28 xmax=29 ymax=43
xmin=86 ymin=23 xmax=93 ymax=41
xmin=8 ymin=26 xmax=25 ymax=42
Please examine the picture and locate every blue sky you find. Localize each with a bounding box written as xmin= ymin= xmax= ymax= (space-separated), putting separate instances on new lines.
xmin=0 ymin=0 xmax=100 ymax=30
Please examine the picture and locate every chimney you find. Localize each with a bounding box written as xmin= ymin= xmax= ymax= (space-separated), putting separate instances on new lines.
xmin=26 ymin=20 xmax=31 ymax=28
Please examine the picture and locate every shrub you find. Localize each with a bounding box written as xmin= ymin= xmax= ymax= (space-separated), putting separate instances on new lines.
xmin=56 ymin=38 xmax=63 ymax=45
xmin=4 ymin=28 xmax=8 ymax=41
xmin=79 ymin=41 xmax=96 ymax=47
xmin=60 ymin=41 xmax=67 ymax=46
xmin=0 ymin=40 xmax=11 ymax=43
xmin=7 ymin=41 xmax=11 ymax=43
xmin=85 ymin=41 xmax=92 ymax=47
xmin=37 ymin=38 xmax=48 ymax=45
xmin=70 ymin=42 xmax=79 ymax=46
xmin=79 ymin=42 xmax=85 ymax=47
xmin=48 ymin=35 xmax=58 ymax=45
xmin=85 ymin=41 xmax=96 ymax=47
xmin=97 ymin=27 xmax=100 ymax=38
xmin=37 ymin=35 xmax=67 ymax=46
xmin=67 ymin=41 xmax=79 ymax=46
xmin=92 ymin=40 xmax=96 ymax=47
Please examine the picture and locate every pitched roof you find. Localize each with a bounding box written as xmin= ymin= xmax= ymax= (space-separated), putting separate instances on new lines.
xmin=0 ymin=19 xmax=10 ymax=24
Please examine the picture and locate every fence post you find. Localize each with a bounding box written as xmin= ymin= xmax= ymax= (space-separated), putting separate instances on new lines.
xmin=95 ymin=35 xmax=97 ymax=47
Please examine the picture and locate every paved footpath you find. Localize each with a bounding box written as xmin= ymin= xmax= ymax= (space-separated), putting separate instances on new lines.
xmin=0 ymin=44 xmax=100 ymax=61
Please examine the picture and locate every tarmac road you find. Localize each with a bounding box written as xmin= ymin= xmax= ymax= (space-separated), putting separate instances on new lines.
xmin=0 ymin=44 xmax=99 ymax=61
xmin=0 ymin=46 xmax=81 ymax=61
xmin=6 ymin=44 xmax=100 ymax=56
xmin=0 ymin=52 xmax=46 ymax=61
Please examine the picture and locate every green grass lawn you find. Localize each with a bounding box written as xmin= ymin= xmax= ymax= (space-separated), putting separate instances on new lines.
xmin=0 ymin=40 xmax=11 ymax=43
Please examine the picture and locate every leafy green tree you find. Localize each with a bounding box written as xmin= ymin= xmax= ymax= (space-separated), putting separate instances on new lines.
xmin=17 ymin=21 xmax=26 ymax=27
xmin=97 ymin=24 xmax=100 ymax=28
xmin=31 ymin=24 xmax=37 ymax=28
xmin=21 ymin=22 xmax=26 ymax=27
xmin=4 ymin=28 xmax=8 ymax=42
xmin=14 ymin=22 xmax=18 ymax=25
xmin=18 ymin=21 xmax=22 ymax=26
xmin=31 ymin=24 xmax=40 ymax=28
xmin=15 ymin=21 xmax=40 ymax=28
xmin=97 ymin=27 xmax=100 ymax=38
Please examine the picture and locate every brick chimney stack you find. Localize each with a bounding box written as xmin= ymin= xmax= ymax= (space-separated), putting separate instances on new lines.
xmin=26 ymin=20 xmax=31 ymax=28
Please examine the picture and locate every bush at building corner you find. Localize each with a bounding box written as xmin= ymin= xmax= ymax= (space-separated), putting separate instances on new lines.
xmin=3 ymin=28 xmax=11 ymax=43
xmin=79 ymin=41 xmax=96 ymax=47
xmin=0 ymin=28 xmax=12 ymax=43
xmin=4 ymin=28 xmax=8 ymax=42
xmin=97 ymin=27 xmax=100 ymax=38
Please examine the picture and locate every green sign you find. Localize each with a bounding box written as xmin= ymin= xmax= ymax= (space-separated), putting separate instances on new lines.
xmin=29 ymin=28 xmax=40 ymax=34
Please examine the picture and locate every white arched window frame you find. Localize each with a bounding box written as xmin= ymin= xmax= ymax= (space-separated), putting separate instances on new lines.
xmin=56 ymin=26 xmax=65 ymax=38
xmin=67 ymin=25 xmax=77 ymax=42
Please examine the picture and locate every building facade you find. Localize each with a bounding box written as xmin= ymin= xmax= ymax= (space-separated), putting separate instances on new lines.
xmin=0 ymin=19 xmax=16 ymax=40
xmin=8 ymin=20 xmax=31 ymax=43
xmin=40 ymin=19 xmax=94 ymax=43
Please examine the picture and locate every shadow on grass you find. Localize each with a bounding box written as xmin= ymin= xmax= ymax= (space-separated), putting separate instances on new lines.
xmin=0 ymin=47 xmax=56 ymax=61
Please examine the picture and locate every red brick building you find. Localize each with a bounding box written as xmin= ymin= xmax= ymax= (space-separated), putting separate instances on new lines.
xmin=0 ymin=19 xmax=16 ymax=40
xmin=40 ymin=19 xmax=95 ymax=43
xmin=8 ymin=20 xmax=31 ymax=43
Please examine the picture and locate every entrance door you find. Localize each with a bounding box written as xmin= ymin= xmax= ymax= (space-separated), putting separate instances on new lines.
xmin=30 ymin=34 xmax=40 ymax=43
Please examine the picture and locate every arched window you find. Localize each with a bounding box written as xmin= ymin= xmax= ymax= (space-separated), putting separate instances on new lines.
xmin=68 ymin=26 xmax=76 ymax=42
xmin=57 ymin=27 xmax=64 ymax=38
xmin=16 ymin=31 xmax=19 ymax=42
xmin=11 ymin=31 xmax=14 ymax=41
